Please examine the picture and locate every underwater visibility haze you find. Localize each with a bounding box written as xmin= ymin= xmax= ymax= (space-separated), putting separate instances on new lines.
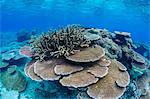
xmin=0 ymin=0 xmax=150 ymax=99
xmin=1 ymin=0 xmax=150 ymax=43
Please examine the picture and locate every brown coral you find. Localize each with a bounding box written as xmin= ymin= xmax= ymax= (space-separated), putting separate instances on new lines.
xmin=115 ymin=60 xmax=127 ymax=71
xmin=54 ymin=63 xmax=84 ymax=76
xmin=34 ymin=59 xmax=61 ymax=80
xmin=24 ymin=26 xmax=133 ymax=98
xmin=24 ymin=60 xmax=37 ymax=77
xmin=27 ymin=63 xmax=43 ymax=82
xmin=24 ymin=65 xmax=30 ymax=77
xmin=30 ymin=25 xmax=90 ymax=60
xmin=97 ymin=58 xmax=111 ymax=67
xmin=59 ymin=70 xmax=99 ymax=88
xmin=66 ymin=45 xmax=105 ymax=62
xmin=87 ymin=60 xmax=130 ymax=99
xmin=87 ymin=64 xmax=108 ymax=78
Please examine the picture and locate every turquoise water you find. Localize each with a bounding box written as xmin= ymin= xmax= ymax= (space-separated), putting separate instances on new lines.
xmin=0 ymin=0 xmax=150 ymax=99
xmin=1 ymin=0 xmax=150 ymax=43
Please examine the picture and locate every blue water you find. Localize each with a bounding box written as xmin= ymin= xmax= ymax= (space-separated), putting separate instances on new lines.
xmin=1 ymin=0 xmax=150 ymax=43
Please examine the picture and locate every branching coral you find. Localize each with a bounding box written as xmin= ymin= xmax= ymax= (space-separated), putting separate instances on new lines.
xmin=24 ymin=26 xmax=150 ymax=98
xmin=30 ymin=25 xmax=90 ymax=60
xmin=24 ymin=43 xmax=130 ymax=98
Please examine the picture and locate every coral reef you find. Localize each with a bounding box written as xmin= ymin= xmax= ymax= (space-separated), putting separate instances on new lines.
xmin=30 ymin=25 xmax=90 ymax=60
xmin=134 ymin=42 xmax=150 ymax=60
xmin=120 ymin=80 xmax=141 ymax=99
xmin=65 ymin=45 xmax=105 ymax=62
xmin=24 ymin=25 xmax=133 ymax=98
xmin=0 ymin=66 xmax=27 ymax=92
xmin=54 ymin=62 xmax=84 ymax=76
xmin=19 ymin=46 xmax=34 ymax=57
xmin=0 ymin=56 xmax=9 ymax=69
xmin=0 ymin=40 xmax=31 ymax=94
xmin=137 ymin=70 xmax=150 ymax=98
xmin=25 ymin=46 xmax=130 ymax=98
xmin=0 ymin=25 xmax=148 ymax=98
xmin=87 ymin=60 xmax=130 ymax=98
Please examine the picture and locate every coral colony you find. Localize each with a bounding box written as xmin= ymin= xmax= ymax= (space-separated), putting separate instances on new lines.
xmin=0 ymin=25 xmax=149 ymax=98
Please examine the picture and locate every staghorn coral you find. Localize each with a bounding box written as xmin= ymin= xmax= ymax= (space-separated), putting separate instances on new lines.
xmin=30 ymin=25 xmax=90 ymax=60
xmin=25 ymin=44 xmax=130 ymax=98
xmin=24 ymin=26 xmax=135 ymax=98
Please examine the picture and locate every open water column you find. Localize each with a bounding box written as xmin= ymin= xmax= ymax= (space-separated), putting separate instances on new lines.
xmin=0 ymin=0 xmax=150 ymax=99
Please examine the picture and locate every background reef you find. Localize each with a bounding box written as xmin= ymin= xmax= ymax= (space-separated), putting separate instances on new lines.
xmin=0 ymin=25 xmax=149 ymax=99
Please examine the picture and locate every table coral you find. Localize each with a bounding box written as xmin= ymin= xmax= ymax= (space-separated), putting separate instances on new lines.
xmin=24 ymin=45 xmax=130 ymax=99
xmin=27 ymin=64 xmax=43 ymax=82
xmin=23 ymin=26 xmax=150 ymax=98
xmin=60 ymin=70 xmax=99 ymax=88
xmin=33 ymin=59 xmax=61 ymax=80
xmin=0 ymin=67 xmax=27 ymax=92
xmin=66 ymin=45 xmax=105 ymax=62
xmin=87 ymin=60 xmax=130 ymax=98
